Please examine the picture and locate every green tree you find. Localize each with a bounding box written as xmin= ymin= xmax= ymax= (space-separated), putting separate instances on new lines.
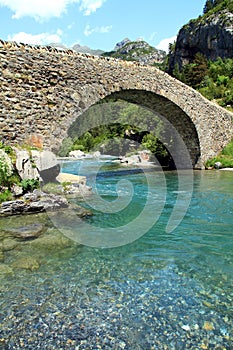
xmin=203 ymin=0 xmax=214 ymax=13
xmin=183 ymin=53 xmax=208 ymax=88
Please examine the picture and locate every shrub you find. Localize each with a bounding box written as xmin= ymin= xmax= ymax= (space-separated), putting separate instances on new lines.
xmin=0 ymin=149 xmax=13 ymax=187
xmin=0 ymin=189 xmax=13 ymax=203
xmin=21 ymin=178 xmax=40 ymax=193
xmin=205 ymin=139 xmax=233 ymax=168
xmin=221 ymin=139 xmax=233 ymax=156
xmin=205 ymin=156 xmax=233 ymax=168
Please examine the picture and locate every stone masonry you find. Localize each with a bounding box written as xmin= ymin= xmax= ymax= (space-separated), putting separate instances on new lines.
xmin=0 ymin=40 xmax=232 ymax=168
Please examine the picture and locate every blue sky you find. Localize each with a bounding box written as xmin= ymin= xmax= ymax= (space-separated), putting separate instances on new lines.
xmin=0 ymin=0 xmax=205 ymax=52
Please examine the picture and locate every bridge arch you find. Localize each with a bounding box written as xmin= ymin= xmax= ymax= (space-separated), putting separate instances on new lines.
xmin=67 ymin=89 xmax=201 ymax=168
xmin=103 ymin=89 xmax=201 ymax=167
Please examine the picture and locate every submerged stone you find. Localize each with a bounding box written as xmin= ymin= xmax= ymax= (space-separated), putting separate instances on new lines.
xmin=12 ymin=256 xmax=40 ymax=271
xmin=0 ymin=263 xmax=14 ymax=276
xmin=27 ymin=230 xmax=74 ymax=252
xmin=6 ymin=223 xmax=46 ymax=240
xmin=203 ymin=321 xmax=215 ymax=331
xmin=2 ymin=238 xmax=19 ymax=251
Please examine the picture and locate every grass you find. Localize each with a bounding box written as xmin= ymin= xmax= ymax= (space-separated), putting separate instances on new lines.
xmin=205 ymin=138 xmax=233 ymax=168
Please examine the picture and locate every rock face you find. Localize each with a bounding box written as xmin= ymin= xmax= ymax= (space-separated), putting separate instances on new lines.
xmin=15 ymin=149 xmax=60 ymax=183
xmin=169 ymin=9 xmax=233 ymax=71
xmin=113 ymin=38 xmax=131 ymax=51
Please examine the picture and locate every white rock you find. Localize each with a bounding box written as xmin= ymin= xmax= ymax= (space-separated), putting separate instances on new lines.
xmin=69 ymin=150 xmax=85 ymax=158
xmin=15 ymin=149 xmax=60 ymax=182
xmin=182 ymin=324 xmax=191 ymax=331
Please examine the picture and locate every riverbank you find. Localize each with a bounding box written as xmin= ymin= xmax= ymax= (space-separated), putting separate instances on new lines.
xmin=0 ymin=170 xmax=92 ymax=217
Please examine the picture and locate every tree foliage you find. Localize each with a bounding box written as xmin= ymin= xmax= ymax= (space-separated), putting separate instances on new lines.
xmin=172 ymin=56 xmax=233 ymax=110
xmin=59 ymin=101 xmax=169 ymax=162
xmin=203 ymin=0 xmax=232 ymax=13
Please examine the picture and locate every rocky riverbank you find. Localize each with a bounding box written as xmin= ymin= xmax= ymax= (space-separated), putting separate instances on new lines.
xmin=0 ymin=171 xmax=91 ymax=217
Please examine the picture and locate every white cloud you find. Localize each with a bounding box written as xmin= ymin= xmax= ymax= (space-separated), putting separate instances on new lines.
xmin=0 ymin=0 xmax=77 ymax=20
xmin=84 ymin=24 xmax=112 ymax=36
xmin=8 ymin=30 xmax=63 ymax=45
xmin=0 ymin=0 xmax=106 ymax=21
xmin=79 ymin=0 xmax=106 ymax=16
xmin=156 ymin=36 xmax=177 ymax=53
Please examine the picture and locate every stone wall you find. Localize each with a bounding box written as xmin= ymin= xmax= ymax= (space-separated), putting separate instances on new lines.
xmin=0 ymin=40 xmax=232 ymax=168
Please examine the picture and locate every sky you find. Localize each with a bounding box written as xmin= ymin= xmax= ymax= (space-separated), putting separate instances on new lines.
xmin=0 ymin=0 xmax=206 ymax=53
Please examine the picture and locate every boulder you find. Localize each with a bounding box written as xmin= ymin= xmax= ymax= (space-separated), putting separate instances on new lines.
xmin=15 ymin=149 xmax=60 ymax=183
xmin=15 ymin=149 xmax=38 ymax=180
xmin=214 ymin=161 xmax=222 ymax=169
xmin=31 ymin=150 xmax=60 ymax=182
xmin=93 ymin=151 xmax=101 ymax=158
xmin=69 ymin=150 xmax=85 ymax=158
xmin=118 ymin=151 xmax=151 ymax=166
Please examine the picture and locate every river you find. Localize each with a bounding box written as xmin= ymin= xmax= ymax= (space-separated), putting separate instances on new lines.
xmin=0 ymin=157 xmax=232 ymax=349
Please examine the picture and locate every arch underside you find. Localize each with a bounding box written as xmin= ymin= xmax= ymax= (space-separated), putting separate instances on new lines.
xmin=102 ymin=90 xmax=201 ymax=168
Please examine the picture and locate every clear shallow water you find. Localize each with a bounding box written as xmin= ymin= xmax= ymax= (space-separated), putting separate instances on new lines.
xmin=0 ymin=158 xmax=233 ymax=349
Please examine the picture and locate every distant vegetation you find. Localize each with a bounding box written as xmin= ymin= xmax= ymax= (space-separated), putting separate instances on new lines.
xmin=59 ymin=101 xmax=171 ymax=165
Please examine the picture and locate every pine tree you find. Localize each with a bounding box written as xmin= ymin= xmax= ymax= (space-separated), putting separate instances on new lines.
xmin=203 ymin=0 xmax=214 ymax=13
xmin=213 ymin=0 xmax=224 ymax=6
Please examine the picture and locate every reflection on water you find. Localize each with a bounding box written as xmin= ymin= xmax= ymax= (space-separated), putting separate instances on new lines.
xmin=0 ymin=159 xmax=232 ymax=349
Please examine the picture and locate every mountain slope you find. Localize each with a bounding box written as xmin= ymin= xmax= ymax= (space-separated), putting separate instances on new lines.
xmin=102 ymin=38 xmax=166 ymax=65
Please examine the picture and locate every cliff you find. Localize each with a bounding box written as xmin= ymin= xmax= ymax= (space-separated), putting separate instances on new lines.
xmin=169 ymin=4 xmax=233 ymax=71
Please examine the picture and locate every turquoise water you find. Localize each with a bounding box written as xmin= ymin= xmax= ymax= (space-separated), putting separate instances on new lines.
xmin=0 ymin=158 xmax=233 ymax=349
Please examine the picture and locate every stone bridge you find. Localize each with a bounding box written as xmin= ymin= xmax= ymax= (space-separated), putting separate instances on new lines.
xmin=0 ymin=40 xmax=232 ymax=168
